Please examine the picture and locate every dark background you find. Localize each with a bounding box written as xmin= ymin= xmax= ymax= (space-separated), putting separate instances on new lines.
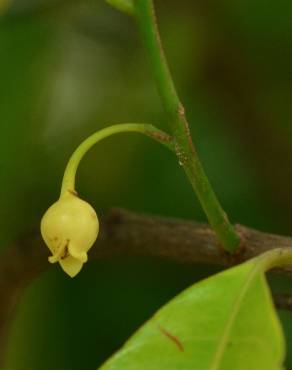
xmin=0 ymin=0 xmax=292 ymax=369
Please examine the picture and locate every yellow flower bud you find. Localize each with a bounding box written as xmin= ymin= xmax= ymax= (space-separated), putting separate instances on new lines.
xmin=40 ymin=192 xmax=99 ymax=277
xmin=40 ymin=124 xmax=173 ymax=275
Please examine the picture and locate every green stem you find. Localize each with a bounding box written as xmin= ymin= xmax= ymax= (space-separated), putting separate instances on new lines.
xmin=60 ymin=123 xmax=174 ymax=197
xmin=134 ymin=0 xmax=241 ymax=252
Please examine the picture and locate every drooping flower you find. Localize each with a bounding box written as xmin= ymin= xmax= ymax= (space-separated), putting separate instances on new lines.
xmin=41 ymin=191 xmax=99 ymax=277
xmin=40 ymin=123 xmax=174 ymax=276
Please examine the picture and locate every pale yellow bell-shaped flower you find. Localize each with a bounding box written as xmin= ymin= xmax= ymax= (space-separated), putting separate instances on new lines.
xmin=41 ymin=192 xmax=99 ymax=277
xmin=40 ymin=123 xmax=173 ymax=276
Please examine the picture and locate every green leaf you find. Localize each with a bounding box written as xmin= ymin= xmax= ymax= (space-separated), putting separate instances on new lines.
xmin=106 ymin=0 xmax=134 ymax=15
xmin=99 ymin=250 xmax=291 ymax=370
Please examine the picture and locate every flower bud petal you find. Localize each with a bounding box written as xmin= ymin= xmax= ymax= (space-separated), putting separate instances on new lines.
xmin=68 ymin=244 xmax=88 ymax=263
xmin=59 ymin=256 xmax=84 ymax=278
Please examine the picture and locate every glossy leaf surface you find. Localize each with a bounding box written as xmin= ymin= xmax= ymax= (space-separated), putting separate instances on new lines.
xmin=100 ymin=253 xmax=286 ymax=370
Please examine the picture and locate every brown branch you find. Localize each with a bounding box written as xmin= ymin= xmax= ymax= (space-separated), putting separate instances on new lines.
xmin=1 ymin=208 xmax=292 ymax=365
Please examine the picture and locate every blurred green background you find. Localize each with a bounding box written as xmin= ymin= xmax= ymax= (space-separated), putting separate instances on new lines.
xmin=1 ymin=0 xmax=292 ymax=369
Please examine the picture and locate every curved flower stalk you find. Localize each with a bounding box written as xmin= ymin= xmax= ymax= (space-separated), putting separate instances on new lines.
xmin=41 ymin=123 xmax=174 ymax=277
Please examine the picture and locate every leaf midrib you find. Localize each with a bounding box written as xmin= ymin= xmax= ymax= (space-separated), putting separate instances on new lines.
xmin=208 ymin=262 xmax=261 ymax=370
